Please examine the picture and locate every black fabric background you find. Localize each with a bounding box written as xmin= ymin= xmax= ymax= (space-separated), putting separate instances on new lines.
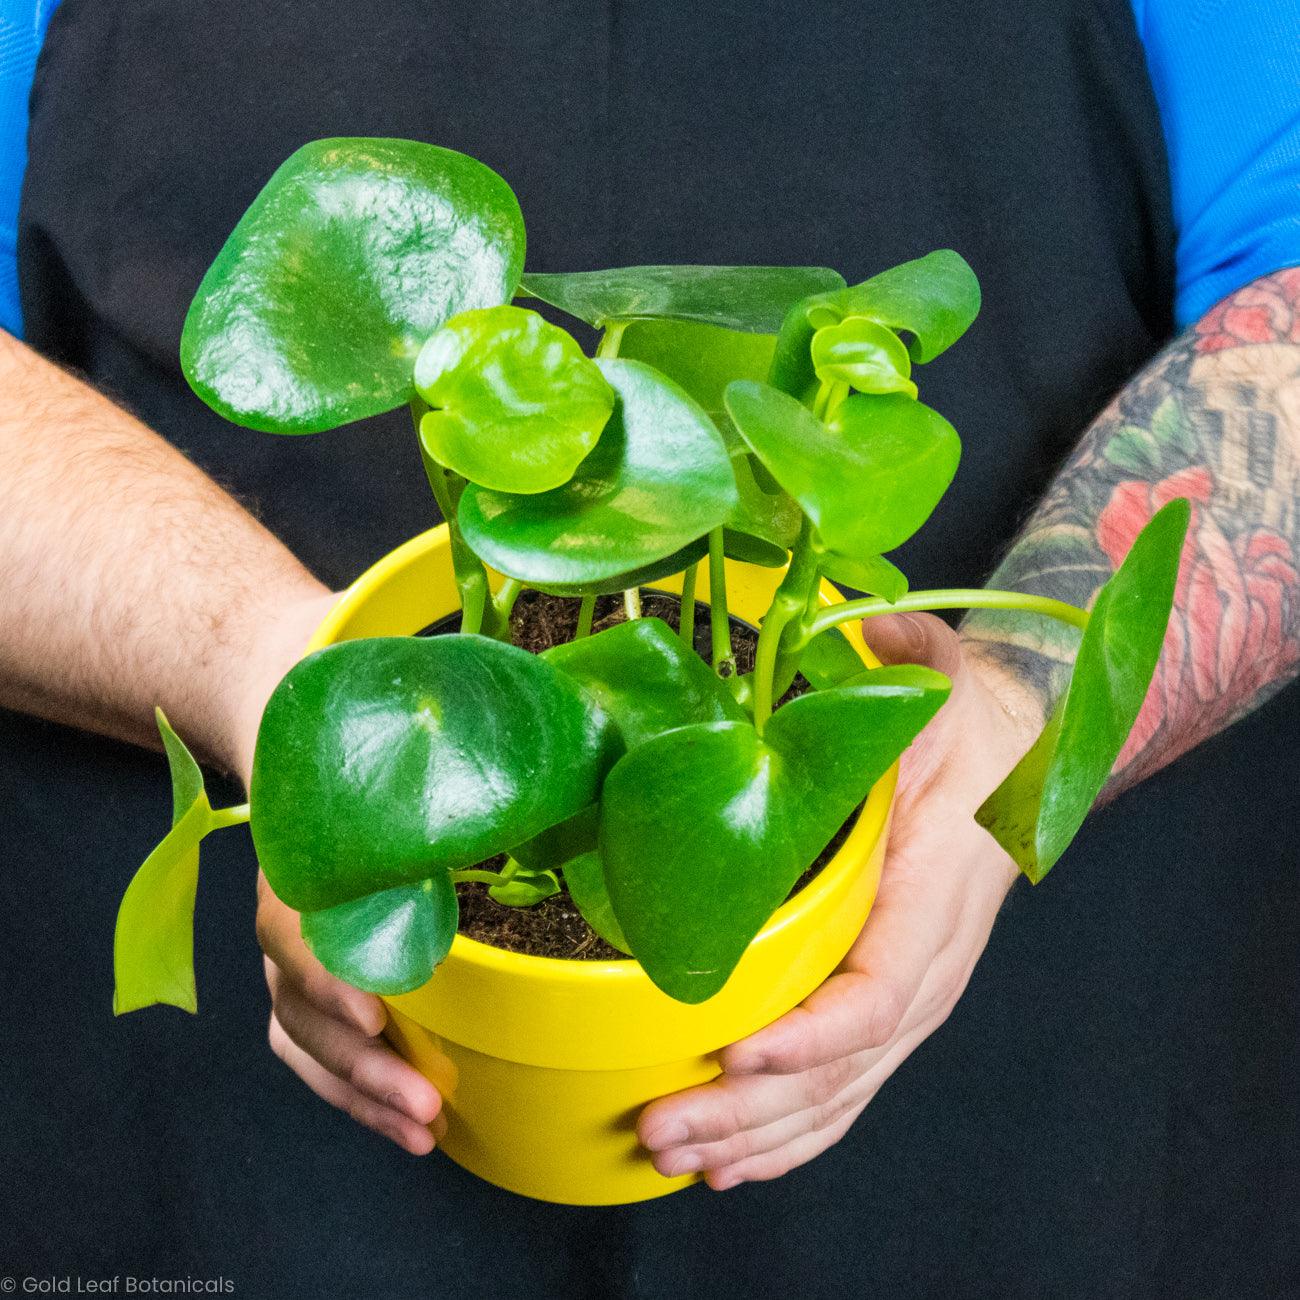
xmin=3 ymin=1 xmax=1298 ymax=1296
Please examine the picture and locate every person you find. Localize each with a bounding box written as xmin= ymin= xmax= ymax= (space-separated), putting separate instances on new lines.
xmin=1 ymin=1 xmax=1296 ymax=1294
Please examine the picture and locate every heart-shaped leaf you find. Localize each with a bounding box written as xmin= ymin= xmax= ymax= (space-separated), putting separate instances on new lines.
xmin=601 ymin=666 xmax=951 ymax=1002
xmin=520 ymin=265 xmax=845 ymax=333
xmin=414 ymin=306 xmax=613 ymax=493
xmin=811 ymin=316 xmax=917 ymax=398
xmin=546 ymin=616 xmax=747 ymax=749
xmin=182 ymin=138 xmax=525 ymax=433
xmin=299 ymin=873 xmax=458 ymax=995
xmin=458 ymin=358 xmax=737 ymax=588
xmin=528 ymin=539 xmax=711 ymax=599
xmin=113 ymin=711 xmax=214 ymax=1015
xmin=251 ymin=635 xmax=618 ymax=912
xmin=602 ymin=320 xmax=800 ymax=566
xmin=489 ymin=867 xmax=561 ymax=907
xmin=771 ymin=250 xmax=979 ymax=400
xmin=976 ymin=499 xmax=1189 ymax=882
xmin=725 ymin=381 xmax=960 ymax=558
xmin=563 ymin=851 xmax=632 ymax=954
xmin=818 ymin=551 xmax=908 ymax=602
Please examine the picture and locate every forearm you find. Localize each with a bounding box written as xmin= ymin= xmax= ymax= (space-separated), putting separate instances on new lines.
xmin=963 ymin=268 xmax=1300 ymax=794
xmin=0 ymin=331 xmax=331 ymax=777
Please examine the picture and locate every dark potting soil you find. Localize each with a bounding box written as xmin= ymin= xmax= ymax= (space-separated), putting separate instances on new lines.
xmin=421 ymin=589 xmax=860 ymax=961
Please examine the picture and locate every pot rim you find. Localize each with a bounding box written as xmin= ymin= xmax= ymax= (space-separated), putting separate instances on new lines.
xmin=306 ymin=524 xmax=891 ymax=993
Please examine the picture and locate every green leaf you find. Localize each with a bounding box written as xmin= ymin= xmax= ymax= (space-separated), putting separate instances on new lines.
xmin=459 ymin=358 xmax=737 ymax=588
xmin=976 ymin=499 xmax=1190 ymax=882
xmin=545 ymin=616 xmax=747 ymax=749
xmin=250 ymin=635 xmax=619 ymax=912
xmin=414 ymin=306 xmax=613 ymax=493
xmin=519 ymin=265 xmax=846 ymax=333
xmin=113 ymin=711 xmax=212 ymax=1015
xmin=770 ymin=250 xmax=979 ymax=400
xmin=725 ymin=381 xmax=960 ymax=558
xmin=489 ymin=867 xmax=561 ymax=907
xmin=811 ymin=316 xmax=917 ymax=397
xmin=528 ymin=539 xmax=711 ymax=599
xmin=181 ymin=138 xmax=525 ymax=433
xmin=601 ymin=666 xmax=951 ymax=1002
xmin=510 ymin=805 xmax=599 ymax=873
xmin=563 ymin=851 xmax=632 ymax=954
xmin=798 ymin=627 xmax=871 ymax=690
xmin=299 ymin=873 xmax=458 ymax=995
xmin=818 ymin=551 xmax=909 ymax=602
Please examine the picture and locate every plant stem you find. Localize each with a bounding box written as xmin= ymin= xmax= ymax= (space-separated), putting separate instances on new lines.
xmin=493 ymin=577 xmax=524 ymax=624
xmin=596 ymin=320 xmax=627 ymax=359
xmin=209 ymin=803 xmax=250 ymax=829
xmin=752 ymin=517 xmax=822 ymax=731
xmin=800 ymin=587 xmax=1091 ymax=645
xmin=412 ymin=399 xmax=496 ymax=637
xmin=708 ymin=527 xmax=735 ymax=676
xmin=623 ymin=586 xmax=642 ymax=620
xmin=679 ymin=560 xmax=698 ymax=647
xmin=575 ymin=593 xmax=596 ymax=639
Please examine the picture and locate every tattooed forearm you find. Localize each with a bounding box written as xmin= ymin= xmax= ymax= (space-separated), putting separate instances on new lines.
xmin=962 ymin=268 xmax=1300 ymax=794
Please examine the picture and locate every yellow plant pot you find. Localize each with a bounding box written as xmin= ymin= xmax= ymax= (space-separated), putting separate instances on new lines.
xmin=305 ymin=527 xmax=894 ymax=1205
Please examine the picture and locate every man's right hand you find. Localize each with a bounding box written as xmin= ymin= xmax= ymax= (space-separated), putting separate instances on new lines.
xmin=256 ymin=873 xmax=445 ymax=1155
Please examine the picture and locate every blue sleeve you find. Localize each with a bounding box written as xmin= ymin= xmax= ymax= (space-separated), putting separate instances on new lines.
xmin=1134 ymin=0 xmax=1300 ymax=327
xmin=0 ymin=0 xmax=60 ymax=338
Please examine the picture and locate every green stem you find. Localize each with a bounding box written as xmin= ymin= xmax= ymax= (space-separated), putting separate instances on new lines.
xmin=678 ymin=560 xmax=698 ymax=647
xmin=596 ymin=320 xmax=627 ymax=359
xmin=413 ymin=399 xmax=494 ymax=637
xmin=623 ymin=586 xmax=642 ymax=620
xmin=575 ymin=593 xmax=596 ymax=640
xmin=752 ymin=517 xmax=822 ymax=731
xmin=708 ymin=528 xmax=735 ymax=676
xmin=800 ymin=587 xmax=1091 ymax=645
xmin=451 ymin=868 xmax=512 ymax=887
xmin=209 ymin=803 xmax=250 ymax=830
xmin=493 ymin=577 xmax=524 ymax=624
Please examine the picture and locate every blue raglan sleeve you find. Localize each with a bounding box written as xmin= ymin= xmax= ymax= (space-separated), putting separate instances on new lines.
xmin=0 ymin=0 xmax=60 ymax=338
xmin=1134 ymin=0 xmax=1300 ymax=327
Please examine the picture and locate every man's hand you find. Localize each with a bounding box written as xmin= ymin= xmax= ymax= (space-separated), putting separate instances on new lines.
xmin=256 ymin=876 xmax=445 ymax=1155
xmin=638 ymin=613 xmax=1041 ymax=1190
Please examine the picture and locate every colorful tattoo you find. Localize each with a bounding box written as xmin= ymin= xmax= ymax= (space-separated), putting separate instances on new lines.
xmin=963 ymin=268 xmax=1300 ymax=794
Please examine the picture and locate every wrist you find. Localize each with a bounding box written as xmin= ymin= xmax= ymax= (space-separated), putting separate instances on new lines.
xmin=219 ymin=583 xmax=338 ymax=787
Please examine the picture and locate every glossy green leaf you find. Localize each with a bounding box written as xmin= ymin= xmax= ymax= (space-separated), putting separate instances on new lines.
xmin=459 ymin=358 xmax=737 ymax=588
xmin=113 ymin=711 xmax=211 ymax=1015
xmin=798 ymin=627 xmax=870 ymax=690
xmin=601 ymin=666 xmax=951 ymax=1002
xmin=528 ymin=539 xmax=711 ymax=599
xmin=563 ymin=851 xmax=632 ymax=954
xmin=811 ymin=316 xmax=916 ymax=397
xmin=606 ymin=320 xmax=801 ymax=566
xmin=250 ymin=635 xmax=618 ymax=912
xmin=414 ymin=306 xmax=613 ymax=493
xmin=818 ymin=551 xmax=909 ymax=602
xmin=511 ymin=805 xmax=599 ymax=873
xmin=299 ymin=873 xmax=457 ymax=995
xmin=545 ymin=616 xmax=747 ymax=749
xmin=770 ymin=250 xmax=979 ymax=400
xmin=181 ymin=138 xmax=525 ymax=433
xmin=976 ymin=499 xmax=1190 ymax=882
xmin=489 ymin=867 xmax=561 ymax=907
xmin=519 ymin=265 xmax=845 ymax=333
xmin=725 ymin=381 xmax=960 ymax=558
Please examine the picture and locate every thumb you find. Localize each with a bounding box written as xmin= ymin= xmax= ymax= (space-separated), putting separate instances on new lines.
xmin=861 ymin=611 xmax=963 ymax=679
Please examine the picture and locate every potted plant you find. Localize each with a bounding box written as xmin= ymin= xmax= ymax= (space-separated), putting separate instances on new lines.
xmin=111 ymin=138 xmax=1188 ymax=1205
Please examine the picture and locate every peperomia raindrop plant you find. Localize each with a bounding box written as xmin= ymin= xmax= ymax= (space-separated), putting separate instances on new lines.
xmin=113 ymin=137 xmax=1188 ymax=1011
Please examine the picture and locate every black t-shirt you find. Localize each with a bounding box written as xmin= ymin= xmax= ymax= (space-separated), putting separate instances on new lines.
xmin=3 ymin=2 xmax=1296 ymax=1296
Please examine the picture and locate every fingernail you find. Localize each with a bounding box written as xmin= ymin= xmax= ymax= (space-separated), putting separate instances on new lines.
xmin=644 ymin=1120 xmax=690 ymax=1151
xmin=712 ymin=1172 xmax=743 ymax=1191
xmin=664 ymin=1151 xmax=702 ymax=1176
